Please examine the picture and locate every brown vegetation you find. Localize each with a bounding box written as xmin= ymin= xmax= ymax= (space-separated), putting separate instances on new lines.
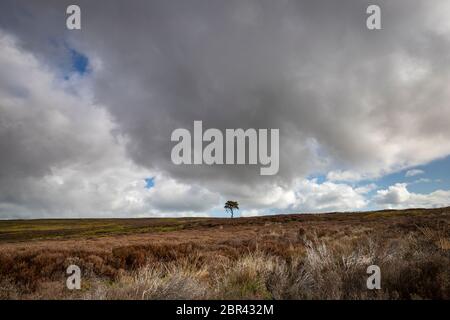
xmin=0 ymin=207 xmax=449 ymax=299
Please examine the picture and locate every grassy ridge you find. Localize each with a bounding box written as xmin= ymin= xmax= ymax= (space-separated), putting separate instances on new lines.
xmin=0 ymin=207 xmax=447 ymax=243
xmin=0 ymin=218 xmax=195 ymax=242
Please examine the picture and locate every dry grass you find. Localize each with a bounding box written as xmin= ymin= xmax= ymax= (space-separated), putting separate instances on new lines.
xmin=0 ymin=207 xmax=449 ymax=300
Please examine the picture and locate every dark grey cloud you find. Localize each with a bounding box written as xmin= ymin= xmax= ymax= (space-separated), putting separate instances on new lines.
xmin=1 ymin=0 xmax=450 ymax=217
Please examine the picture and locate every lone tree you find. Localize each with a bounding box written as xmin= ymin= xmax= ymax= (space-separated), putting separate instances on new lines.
xmin=224 ymin=200 xmax=239 ymax=218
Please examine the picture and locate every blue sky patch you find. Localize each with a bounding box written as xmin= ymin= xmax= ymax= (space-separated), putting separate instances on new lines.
xmin=367 ymin=155 xmax=450 ymax=194
xmin=69 ymin=48 xmax=89 ymax=75
xmin=145 ymin=177 xmax=155 ymax=189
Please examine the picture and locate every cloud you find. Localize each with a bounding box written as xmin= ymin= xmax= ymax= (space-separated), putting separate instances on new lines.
xmin=0 ymin=30 xmax=220 ymax=218
xmin=290 ymin=179 xmax=368 ymax=213
xmin=412 ymin=178 xmax=431 ymax=184
xmin=143 ymin=174 xmax=221 ymax=214
xmin=373 ymin=183 xmax=450 ymax=209
xmin=405 ymin=169 xmax=425 ymax=177
xmin=1 ymin=1 xmax=450 ymax=217
xmin=327 ymin=170 xmax=363 ymax=182
xmin=241 ymin=179 xmax=370 ymax=215
xmin=67 ymin=0 xmax=450 ymax=186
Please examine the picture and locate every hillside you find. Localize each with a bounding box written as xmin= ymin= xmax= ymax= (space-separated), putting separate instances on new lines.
xmin=0 ymin=207 xmax=449 ymax=299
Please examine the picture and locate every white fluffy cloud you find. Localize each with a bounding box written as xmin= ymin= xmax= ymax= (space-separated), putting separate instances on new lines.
xmin=290 ymin=180 xmax=369 ymax=213
xmin=373 ymin=183 xmax=450 ymax=209
xmin=242 ymin=179 xmax=370 ymax=216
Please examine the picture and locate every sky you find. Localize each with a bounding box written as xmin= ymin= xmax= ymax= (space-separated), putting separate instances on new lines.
xmin=0 ymin=0 xmax=450 ymax=218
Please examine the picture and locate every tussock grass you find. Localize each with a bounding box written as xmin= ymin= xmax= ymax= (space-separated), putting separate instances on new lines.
xmin=0 ymin=208 xmax=449 ymax=299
